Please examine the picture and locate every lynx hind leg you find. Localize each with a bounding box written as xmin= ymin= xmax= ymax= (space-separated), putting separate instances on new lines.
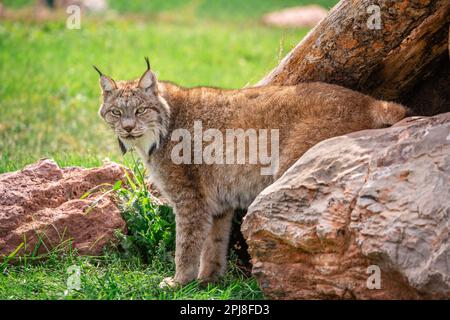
xmin=198 ymin=209 xmax=234 ymax=284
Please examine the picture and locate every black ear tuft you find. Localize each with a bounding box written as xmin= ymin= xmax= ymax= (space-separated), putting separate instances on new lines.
xmin=118 ymin=138 xmax=127 ymax=155
xmin=93 ymin=65 xmax=103 ymax=77
xmin=144 ymin=57 xmax=151 ymax=70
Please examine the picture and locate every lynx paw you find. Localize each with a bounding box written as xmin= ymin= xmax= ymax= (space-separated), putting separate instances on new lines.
xmin=159 ymin=276 xmax=179 ymax=289
xmin=197 ymin=275 xmax=220 ymax=287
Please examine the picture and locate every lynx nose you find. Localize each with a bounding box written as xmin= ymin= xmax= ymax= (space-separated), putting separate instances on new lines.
xmin=121 ymin=118 xmax=136 ymax=133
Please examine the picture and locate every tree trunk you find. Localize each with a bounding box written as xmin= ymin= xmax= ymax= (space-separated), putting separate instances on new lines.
xmin=257 ymin=0 xmax=450 ymax=116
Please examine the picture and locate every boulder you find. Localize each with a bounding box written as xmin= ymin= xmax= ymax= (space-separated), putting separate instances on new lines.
xmin=242 ymin=113 xmax=450 ymax=299
xmin=0 ymin=159 xmax=127 ymax=259
xmin=262 ymin=5 xmax=328 ymax=28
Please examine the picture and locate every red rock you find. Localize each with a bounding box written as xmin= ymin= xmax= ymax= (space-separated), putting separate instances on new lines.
xmin=242 ymin=113 xmax=450 ymax=299
xmin=262 ymin=5 xmax=329 ymax=28
xmin=0 ymin=159 xmax=127 ymax=258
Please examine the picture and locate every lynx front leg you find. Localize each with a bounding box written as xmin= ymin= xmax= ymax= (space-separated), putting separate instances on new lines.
xmin=161 ymin=204 xmax=212 ymax=288
xmin=198 ymin=209 xmax=234 ymax=284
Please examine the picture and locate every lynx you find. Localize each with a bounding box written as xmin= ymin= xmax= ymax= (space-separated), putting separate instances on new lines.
xmin=96 ymin=58 xmax=407 ymax=287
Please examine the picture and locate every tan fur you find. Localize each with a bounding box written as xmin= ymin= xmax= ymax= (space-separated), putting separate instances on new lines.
xmin=97 ymin=62 xmax=407 ymax=286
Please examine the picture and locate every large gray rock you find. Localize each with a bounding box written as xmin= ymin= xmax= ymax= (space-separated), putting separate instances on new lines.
xmin=242 ymin=113 xmax=450 ymax=299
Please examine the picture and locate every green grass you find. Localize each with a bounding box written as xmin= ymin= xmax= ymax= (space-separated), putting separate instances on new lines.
xmin=3 ymin=0 xmax=338 ymax=17
xmin=1 ymin=0 xmax=33 ymax=9
xmin=0 ymin=0 xmax=338 ymax=300
xmin=109 ymin=0 xmax=338 ymax=20
xmin=0 ymin=252 xmax=262 ymax=300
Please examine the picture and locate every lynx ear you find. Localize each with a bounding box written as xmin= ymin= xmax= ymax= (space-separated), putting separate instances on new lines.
xmin=93 ymin=65 xmax=117 ymax=93
xmin=138 ymin=57 xmax=157 ymax=94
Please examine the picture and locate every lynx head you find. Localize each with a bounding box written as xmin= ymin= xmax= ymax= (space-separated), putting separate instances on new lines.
xmin=96 ymin=57 xmax=170 ymax=157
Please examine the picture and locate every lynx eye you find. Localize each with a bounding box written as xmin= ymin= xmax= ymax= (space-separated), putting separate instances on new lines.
xmin=110 ymin=109 xmax=121 ymax=117
xmin=136 ymin=107 xmax=148 ymax=115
